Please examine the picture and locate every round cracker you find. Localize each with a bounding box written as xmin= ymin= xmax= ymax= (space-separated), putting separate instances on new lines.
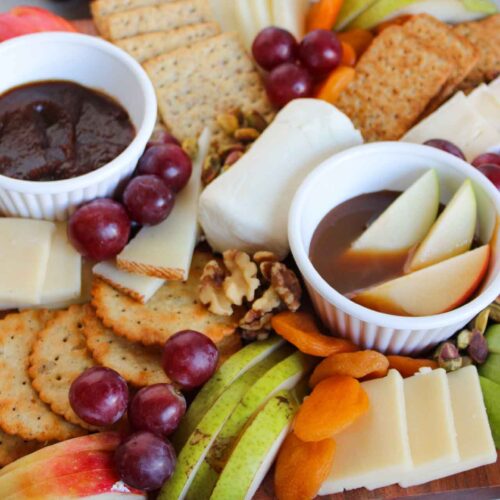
xmin=28 ymin=305 xmax=98 ymax=431
xmin=0 ymin=429 xmax=43 ymax=467
xmin=0 ymin=310 xmax=85 ymax=442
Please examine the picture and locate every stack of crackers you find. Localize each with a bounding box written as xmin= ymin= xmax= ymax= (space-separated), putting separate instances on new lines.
xmin=91 ymin=0 xmax=273 ymax=144
xmin=0 ymin=250 xmax=239 ymax=467
xmin=337 ymin=14 xmax=500 ymax=142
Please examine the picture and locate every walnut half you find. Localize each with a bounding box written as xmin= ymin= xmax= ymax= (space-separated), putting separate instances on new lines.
xmin=223 ymin=250 xmax=260 ymax=306
xmin=198 ymin=260 xmax=233 ymax=316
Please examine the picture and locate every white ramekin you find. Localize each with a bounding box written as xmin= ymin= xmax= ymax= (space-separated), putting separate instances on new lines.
xmin=0 ymin=32 xmax=157 ymax=221
xmin=289 ymin=142 xmax=500 ymax=355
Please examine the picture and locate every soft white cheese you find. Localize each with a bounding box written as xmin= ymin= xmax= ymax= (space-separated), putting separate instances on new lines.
xmin=199 ymin=99 xmax=363 ymax=259
xmin=489 ymin=76 xmax=500 ymax=100
xmin=467 ymin=84 xmax=500 ymax=132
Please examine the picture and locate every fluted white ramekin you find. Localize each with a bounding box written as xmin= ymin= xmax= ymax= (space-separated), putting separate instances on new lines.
xmin=0 ymin=32 xmax=157 ymax=221
xmin=289 ymin=142 xmax=500 ymax=355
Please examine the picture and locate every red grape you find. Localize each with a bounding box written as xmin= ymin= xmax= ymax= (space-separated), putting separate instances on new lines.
xmin=423 ymin=139 xmax=465 ymax=160
xmin=137 ymin=144 xmax=192 ymax=192
xmin=67 ymin=199 xmax=130 ymax=261
xmin=472 ymin=152 xmax=500 ymax=168
xmin=129 ymin=384 xmax=186 ymax=438
xmin=162 ymin=330 xmax=219 ymax=390
xmin=298 ymin=30 xmax=342 ymax=78
xmin=147 ymin=130 xmax=180 ymax=149
xmin=252 ymin=27 xmax=298 ymax=71
xmin=265 ymin=63 xmax=313 ymax=108
xmin=114 ymin=431 xmax=176 ymax=491
xmin=476 ymin=164 xmax=500 ymax=190
xmin=69 ymin=367 xmax=128 ymax=426
xmin=123 ymin=175 xmax=175 ymax=225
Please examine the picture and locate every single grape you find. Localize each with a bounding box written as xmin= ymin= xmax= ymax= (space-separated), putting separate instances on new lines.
xmin=137 ymin=144 xmax=192 ymax=192
xmin=298 ymin=29 xmax=342 ymax=78
xmin=423 ymin=139 xmax=466 ymax=160
xmin=67 ymin=199 xmax=130 ymax=261
xmin=472 ymin=152 xmax=500 ymax=168
xmin=252 ymin=27 xmax=298 ymax=71
xmin=265 ymin=63 xmax=313 ymax=108
xmin=69 ymin=367 xmax=128 ymax=426
xmin=162 ymin=330 xmax=219 ymax=390
xmin=129 ymin=384 xmax=186 ymax=438
xmin=147 ymin=130 xmax=180 ymax=149
xmin=476 ymin=164 xmax=500 ymax=190
xmin=114 ymin=431 xmax=176 ymax=491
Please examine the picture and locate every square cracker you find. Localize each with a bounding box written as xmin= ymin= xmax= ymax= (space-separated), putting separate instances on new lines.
xmin=116 ymin=22 xmax=220 ymax=63
xmin=144 ymin=32 xmax=273 ymax=141
xmin=336 ymin=26 xmax=452 ymax=141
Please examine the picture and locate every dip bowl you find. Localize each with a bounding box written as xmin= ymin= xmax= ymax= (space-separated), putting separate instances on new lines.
xmin=0 ymin=32 xmax=157 ymax=220
xmin=289 ymin=142 xmax=500 ymax=355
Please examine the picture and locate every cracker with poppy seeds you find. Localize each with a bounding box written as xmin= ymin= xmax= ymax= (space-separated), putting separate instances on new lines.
xmin=0 ymin=310 xmax=85 ymax=442
xmin=0 ymin=430 xmax=44 ymax=467
xmin=92 ymin=250 xmax=238 ymax=346
xmin=28 ymin=305 xmax=99 ymax=431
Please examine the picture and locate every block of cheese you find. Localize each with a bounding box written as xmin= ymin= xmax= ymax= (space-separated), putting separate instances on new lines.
xmin=399 ymin=368 xmax=459 ymax=487
xmin=489 ymin=76 xmax=500 ymax=100
xmin=117 ymin=128 xmax=211 ymax=280
xmin=319 ymin=370 xmax=412 ymax=495
xmin=272 ymin=0 xmax=308 ymax=40
xmin=199 ymin=99 xmax=363 ymax=259
xmin=234 ymin=0 xmax=258 ymax=49
xmin=467 ymin=84 xmax=500 ymax=132
xmin=0 ymin=218 xmax=55 ymax=306
xmin=93 ymin=261 xmax=164 ymax=303
xmin=402 ymin=92 xmax=500 ymax=161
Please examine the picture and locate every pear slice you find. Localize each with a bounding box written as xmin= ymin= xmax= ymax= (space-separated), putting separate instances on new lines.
xmin=479 ymin=376 xmax=500 ymax=448
xmin=210 ymin=390 xmax=298 ymax=500
xmin=187 ymin=351 xmax=315 ymax=498
xmin=173 ymin=336 xmax=285 ymax=449
xmin=485 ymin=324 xmax=500 ymax=354
xmin=271 ymin=0 xmax=309 ymax=39
xmin=408 ymin=179 xmax=477 ymax=272
xmin=335 ymin=0 xmax=380 ymax=30
xmin=351 ymin=169 xmax=439 ymax=254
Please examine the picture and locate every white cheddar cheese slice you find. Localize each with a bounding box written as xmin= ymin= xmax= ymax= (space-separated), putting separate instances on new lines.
xmin=208 ymin=0 xmax=238 ymax=32
xmin=271 ymin=0 xmax=308 ymax=40
xmin=489 ymin=76 xmax=500 ymax=100
xmin=467 ymin=84 xmax=500 ymax=132
xmin=402 ymin=92 xmax=500 ymax=161
xmin=319 ymin=370 xmax=412 ymax=495
xmin=0 ymin=218 xmax=55 ymax=307
xmin=399 ymin=368 xmax=459 ymax=487
xmin=252 ymin=0 xmax=273 ymax=33
xmin=93 ymin=261 xmax=164 ymax=303
xmin=117 ymin=128 xmax=211 ymax=280
xmin=235 ymin=0 xmax=258 ymax=49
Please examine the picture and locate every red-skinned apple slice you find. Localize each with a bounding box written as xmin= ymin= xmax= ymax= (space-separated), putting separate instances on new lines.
xmin=353 ymin=245 xmax=490 ymax=316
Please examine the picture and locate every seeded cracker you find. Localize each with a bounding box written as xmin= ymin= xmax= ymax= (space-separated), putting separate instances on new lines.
xmin=92 ymin=250 xmax=238 ymax=346
xmin=116 ymin=23 xmax=220 ymax=63
xmin=0 ymin=430 xmax=43 ymax=467
xmin=144 ymin=33 xmax=273 ymax=142
xmin=28 ymin=305 xmax=99 ymax=431
xmin=0 ymin=310 xmax=85 ymax=442
xmin=336 ymin=26 xmax=452 ymax=141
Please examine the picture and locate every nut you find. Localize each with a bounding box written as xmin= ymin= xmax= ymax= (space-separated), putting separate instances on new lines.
xmin=489 ymin=301 xmax=500 ymax=322
xmin=467 ymin=330 xmax=489 ymax=364
xmin=239 ymin=309 xmax=273 ymax=331
xmin=253 ymin=251 xmax=279 ymax=265
xmin=181 ymin=137 xmax=198 ymax=159
xmin=218 ymin=142 xmax=245 ymax=160
xmin=474 ymin=308 xmax=490 ymax=334
xmin=440 ymin=356 xmax=463 ymax=372
xmin=269 ymin=262 xmax=302 ymax=312
xmin=234 ymin=127 xmax=260 ymax=143
xmin=217 ymin=113 xmax=239 ymax=135
xmin=244 ymin=111 xmax=268 ymax=132
xmin=202 ymin=154 xmax=222 ymax=185
xmin=224 ymin=150 xmax=244 ymax=167
xmin=239 ymin=328 xmax=271 ymax=343
xmin=198 ymin=260 xmax=233 ymax=316
xmin=461 ymin=355 xmax=473 ymax=367
xmin=457 ymin=329 xmax=473 ymax=350
xmin=252 ymin=287 xmax=281 ymax=314
xmin=223 ymin=250 xmax=260 ymax=306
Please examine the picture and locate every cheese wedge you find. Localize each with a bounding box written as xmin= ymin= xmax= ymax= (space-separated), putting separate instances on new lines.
xmin=467 ymin=84 xmax=500 ymax=132
xmin=319 ymin=370 xmax=412 ymax=495
xmin=271 ymin=0 xmax=308 ymax=39
xmin=117 ymin=128 xmax=211 ymax=280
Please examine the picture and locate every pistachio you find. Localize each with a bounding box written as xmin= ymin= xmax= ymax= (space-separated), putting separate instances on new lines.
xmin=457 ymin=329 xmax=473 ymax=350
xmin=439 ymin=356 xmax=463 ymax=372
xmin=202 ymin=154 xmax=222 ymax=185
xmin=467 ymin=330 xmax=489 ymax=364
xmin=434 ymin=341 xmax=459 ymax=361
xmin=217 ymin=113 xmax=239 ymax=135
xmin=489 ymin=301 xmax=500 ymax=322
xmin=218 ymin=142 xmax=245 ymax=160
xmin=181 ymin=137 xmax=198 ymax=159
xmin=224 ymin=150 xmax=244 ymax=167
xmin=461 ymin=355 xmax=473 ymax=367
xmin=234 ymin=127 xmax=260 ymax=143
xmin=244 ymin=111 xmax=268 ymax=132
xmin=474 ymin=308 xmax=490 ymax=334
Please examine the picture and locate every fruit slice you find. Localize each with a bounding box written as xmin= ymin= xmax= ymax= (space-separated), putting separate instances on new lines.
xmin=408 ymin=179 xmax=477 ymax=272
xmin=334 ymin=0 xmax=380 ymax=29
xmin=485 ymin=324 xmax=500 ymax=354
xmin=210 ymin=390 xmax=298 ymax=500
xmin=271 ymin=0 xmax=309 ymax=39
xmin=479 ymin=376 xmax=500 ymax=448
xmin=479 ymin=353 xmax=500 ymax=384
xmin=350 ymin=169 xmax=439 ymax=253
xmin=172 ymin=336 xmax=284 ymax=449
xmin=353 ymin=245 xmax=490 ymax=316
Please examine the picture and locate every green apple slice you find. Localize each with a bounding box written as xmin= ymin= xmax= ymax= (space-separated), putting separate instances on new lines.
xmin=408 ymin=179 xmax=477 ymax=272
xmin=335 ymin=0 xmax=380 ymax=30
xmin=485 ymin=324 xmax=500 ymax=354
xmin=351 ymin=169 xmax=439 ymax=253
xmin=173 ymin=336 xmax=285 ymax=449
xmin=479 ymin=376 xmax=500 ymax=448
xmin=479 ymin=353 xmax=500 ymax=385
xmin=210 ymin=390 xmax=298 ymax=500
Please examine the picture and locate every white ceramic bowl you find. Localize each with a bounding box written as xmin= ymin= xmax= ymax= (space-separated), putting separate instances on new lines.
xmin=0 ymin=32 xmax=157 ymax=221
xmin=289 ymin=142 xmax=500 ymax=355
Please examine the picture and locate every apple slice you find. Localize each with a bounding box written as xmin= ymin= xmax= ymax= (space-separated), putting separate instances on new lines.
xmin=351 ymin=169 xmax=439 ymax=253
xmin=408 ymin=179 xmax=477 ymax=272
xmin=353 ymin=245 xmax=490 ymax=316
xmin=335 ymin=0 xmax=380 ymax=30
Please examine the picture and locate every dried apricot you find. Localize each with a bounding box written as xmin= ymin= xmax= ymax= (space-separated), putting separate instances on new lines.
xmin=294 ymin=375 xmax=369 ymax=441
xmin=306 ymin=0 xmax=343 ymax=32
xmin=309 ymin=350 xmax=389 ymax=387
xmin=337 ymin=29 xmax=373 ymax=57
xmin=387 ymin=355 xmax=438 ymax=377
xmin=341 ymin=42 xmax=357 ymax=67
xmin=374 ymin=15 xmax=413 ymax=34
xmin=275 ymin=432 xmax=335 ymax=500
xmin=271 ymin=311 xmax=358 ymax=357
xmin=315 ymin=66 xmax=356 ymax=104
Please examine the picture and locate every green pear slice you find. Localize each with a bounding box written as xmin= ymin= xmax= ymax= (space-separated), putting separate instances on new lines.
xmin=479 ymin=376 xmax=500 ymax=448
xmin=187 ymin=351 xmax=315 ymax=499
xmin=210 ymin=390 xmax=298 ymax=500
xmin=335 ymin=0 xmax=380 ymax=30
xmin=347 ymin=0 xmax=420 ymax=29
xmin=485 ymin=324 xmax=500 ymax=354
xmin=173 ymin=336 xmax=285 ymax=449
xmin=408 ymin=179 xmax=477 ymax=272
xmin=351 ymin=169 xmax=439 ymax=253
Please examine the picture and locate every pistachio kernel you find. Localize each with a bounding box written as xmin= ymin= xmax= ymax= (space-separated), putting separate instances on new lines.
xmin=218 ymin=142 xmax=245 ymax=160
xmin=489 ymin=301 xmax=500 ymax=322
xmin=224 ymin=150 xmax=244 ymax=167
xmin=467 ymin=330 xmax=489 ymax=364
xmin=181 ymin=137 xmax=198 ymax=159
xmin=202 ymin=154 xmax=222 ymax=185
xmin=234 ymin=127 xmax=260 ymax=143
xmin=439 ymin=356 xmax=463 ymax=372
xmin=474 ymin=308 xmax=490 ymax=334
xmin=216 ymin=113 xmax=239 ymax=135
xmin=457 ymin=329 xmax=473 ymax=350
xmin=244 ymin=111 xmax=268 ymax=132
xmin=461 ymin=355 xmax=473 ymax=367
xmin=434 ymin=341 xmax=459 ymax=361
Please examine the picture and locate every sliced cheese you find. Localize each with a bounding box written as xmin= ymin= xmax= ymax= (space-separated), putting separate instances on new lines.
xmin=0 ymin=218 xmax=55 ymax=307
xmin=93 ymin=261 xmax=164 ymax=303
xmin=235 ymin=0 xmax=258 ymax=49
xmin=319 ymin=370 xmax=412 ymax=495
xmin=399 ymin=368 xmax=459 ymax=487
xmin=271 ymin=0 xmax=308 ymax=40
xmin=117 ymin=128 xmax=211 ymax=280
xmin=402 ymin=92 xmax=500 ymax=161
xmin=208 ymin=0 xmax=238 ymax=32
xmin=489 ymin=76 xmax=500 ymax=100
xmin=252 ymin=0 xmax=273 ymax=33
xmin=467 ymin=84 xmax=500 ymax=132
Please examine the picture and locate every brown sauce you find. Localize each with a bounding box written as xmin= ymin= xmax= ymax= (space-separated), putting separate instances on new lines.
xmin=0 ymin=81 xmax=135 ymax=181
